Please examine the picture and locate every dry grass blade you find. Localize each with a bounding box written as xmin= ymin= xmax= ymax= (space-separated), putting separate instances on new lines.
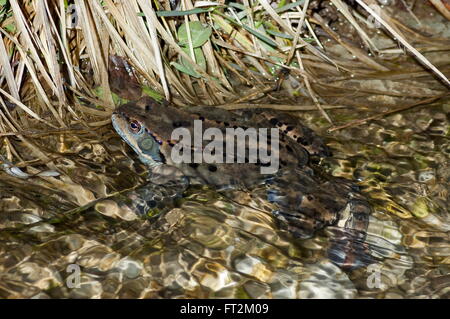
xmin=7 ymin=1 xmax=66 ymax=126
xmin=0 ymin=87 xmax=57 ymax=128
xmin=258 ymin=0 xmax=293 ymax=36
xmin=58 ymin=0 xmax=77 ymax=88
xmin=313 ymin=14 xmax=389 ymax=72
xmin=0 ymin=0 xmax=448 ymax=169
xmin=285 ymin=0 xmax=309 ymax=71
xmin=136 ymin=0 xmax=170 ymax=99
xmin=77 ymin=1 xmax=114 ymax=108
xmin=206 ymin=103 xmax=348 ymax=111
xmin=0 ymin=32 xmax=19 ymax=100
xmin=38 ymin=1 xmax=66 ymax=111
xmin=355 ymin=0 xmax=450 ymax=87
xmin=85 ymin=1 xmax=158 ymax=88
xmin=429 ymin=0 xmax=450 ymax=20
xmin=330 ymin=0 xmax=378 ymax=52
xmin=8 ymin=1 xmax=57 ymax=93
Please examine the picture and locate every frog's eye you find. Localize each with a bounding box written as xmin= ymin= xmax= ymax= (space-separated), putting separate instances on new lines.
xmin=129 ymin=120 xmax=141 ymax=133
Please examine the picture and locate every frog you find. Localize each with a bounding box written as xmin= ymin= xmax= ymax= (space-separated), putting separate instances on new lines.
xmin=111 ymin=96 xmax=374 ymax=269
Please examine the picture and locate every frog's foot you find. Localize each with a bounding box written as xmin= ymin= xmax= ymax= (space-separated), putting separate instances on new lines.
xmin=95 ymin=177 xmax=188 ymax=221
xmin=265 ymin=169 xmax=374 ymax=269
xmin=265 ymin=169 xmax=347 ymax=238
xmin=327 ymin=199 xmax=377 ymax=270
xmin=272 ymin=210 xmax=326 ymax=239
xmin=327 ymin=228 xmax=376 ymax=270
xmin=272 ymin=197 xmax=375 ymax=270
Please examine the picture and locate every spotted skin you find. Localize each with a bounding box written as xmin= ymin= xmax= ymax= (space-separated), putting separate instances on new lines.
xmin=111 ymin=96 xmax=374 ymax=269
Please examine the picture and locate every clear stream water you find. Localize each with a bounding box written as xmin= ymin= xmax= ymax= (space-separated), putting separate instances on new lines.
xmin=0 ymin=99 xmax=448 ymax=299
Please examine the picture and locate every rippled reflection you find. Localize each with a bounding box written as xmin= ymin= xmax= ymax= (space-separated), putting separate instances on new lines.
xmin=0 ymin=104 xmax=449 ymax=298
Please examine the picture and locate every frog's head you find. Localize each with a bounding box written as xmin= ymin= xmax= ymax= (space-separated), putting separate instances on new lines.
xmin=112 ymin=97 xmax=166 ymax=168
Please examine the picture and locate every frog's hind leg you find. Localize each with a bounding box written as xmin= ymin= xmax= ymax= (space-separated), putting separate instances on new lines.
xmin=327 ymin=199 xmax=376 ymax=270
xmin=264 ymin=168 xmax=345 ymax=238
xmin=264 ymin=169 xmax=374 ymax=269
xmin=327 ymin=228 xmax=376 ymax=270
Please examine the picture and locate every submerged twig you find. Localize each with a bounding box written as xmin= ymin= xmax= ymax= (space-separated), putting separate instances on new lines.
xmin=202 ymin=103 xmax=348 ymax=111
xmin=328 ymin=93 xmax=449 ymax=132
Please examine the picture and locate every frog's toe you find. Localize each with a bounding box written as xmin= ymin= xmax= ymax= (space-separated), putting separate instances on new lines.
xmin=327 ymin=228 xmax=377 ymax=270
xmin=272 ymin=210 xmax=325 ymax=239
xmin=328 ymin=199 xmax=374 ymax=270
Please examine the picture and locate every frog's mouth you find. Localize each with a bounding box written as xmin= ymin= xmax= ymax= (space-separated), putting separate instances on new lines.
xmin=111 ymin=112 xmax=130 ymax=143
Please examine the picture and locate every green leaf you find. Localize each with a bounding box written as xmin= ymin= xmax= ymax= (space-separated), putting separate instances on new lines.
xmin=278 ymin=0 xmax=287 ymax=9
xmin=240 ymin=24 xmax=277 ymax=48
xmin=93 ymin=87 xmax=128 ymax=106
xmin=181 ymin=46 xmax=206 ymax=71
xmin=112 ymin=93 xmax=129 ymax=106
xmin=275 ymin=0 xmax=306 ymax=14
xmin=171 ymin=61 xmax=200 ymax=78
xmin=142 ymin=86 xmax=165 ymax=102
xmin=4 ymin=23 xmax=15 ymax=33
xmin=177 ymin=21 xmax=212 ymax=48
xmin=153 ymin=7 xmax=216 ymax=17
xmin=266 ymin=29 xmax=293 ymax=40
xmin=178 ymin=46 xmax=207 ymax=78
xmin=228 ymin=2 xmax=245 ymax=10
xmin=213 ymin=10 xmax=278 ymax=48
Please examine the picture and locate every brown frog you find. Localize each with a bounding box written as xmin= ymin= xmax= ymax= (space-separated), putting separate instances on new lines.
xmin=111 ymin=96 xmax=374 ymax=269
